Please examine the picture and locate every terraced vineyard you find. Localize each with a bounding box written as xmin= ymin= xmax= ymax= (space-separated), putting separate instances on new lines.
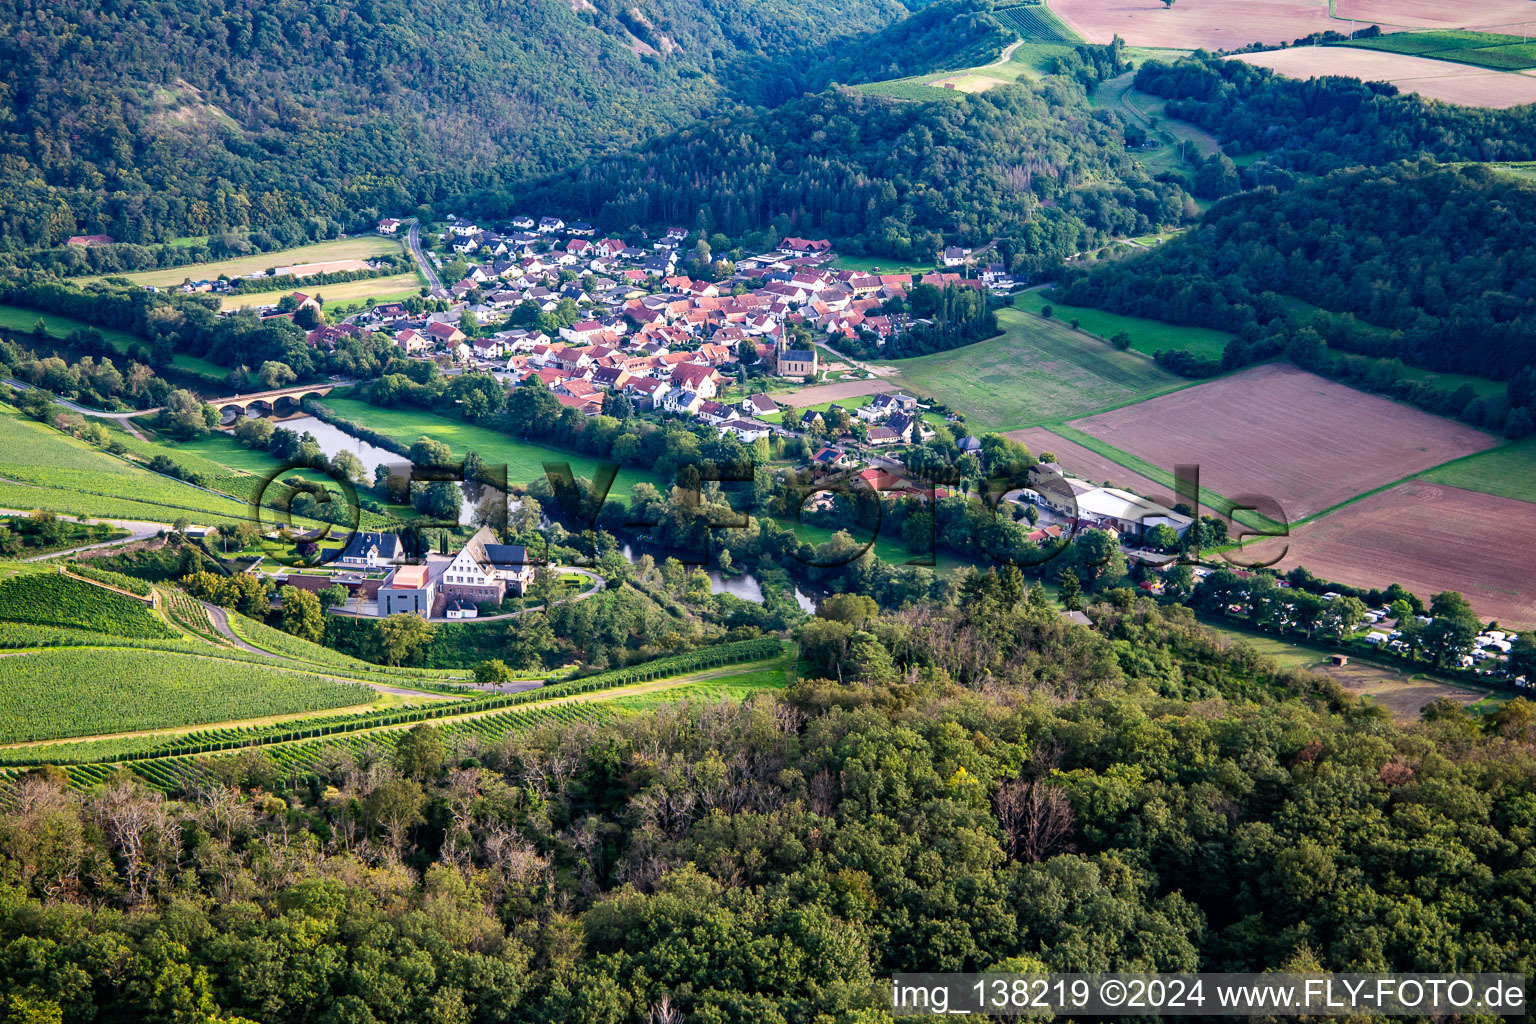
xmin=0 ymin=572 xmax=174 ymax=638
xmin=226 ymin=613 xmax=470 ymax=682
xmin=0 ymin=406 xmax=267 ymax=527
xmin=160 ymin=588 xmax=227 ymax=644
xmin=993 ymin=3 xmax=1077 ymax=43
xmin=0 ymin=648 xmax=377 ymax=744
xmin=0 ymin=638 xmax=796 ymax=793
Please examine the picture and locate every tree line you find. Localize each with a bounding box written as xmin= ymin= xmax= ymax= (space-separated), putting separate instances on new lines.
xmin=1054 ymin=162 xmax=1536 ymax=435
xmin=499 ymin=74 xmax=1191 ymax=271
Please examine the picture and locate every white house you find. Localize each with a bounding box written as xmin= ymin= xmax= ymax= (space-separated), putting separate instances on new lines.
xmin=718 ymin=418 xmax=771 ymax=443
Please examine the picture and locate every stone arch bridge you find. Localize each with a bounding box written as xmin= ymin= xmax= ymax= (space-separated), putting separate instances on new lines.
xmin=212 ymin=381 xmax=353 ymax=424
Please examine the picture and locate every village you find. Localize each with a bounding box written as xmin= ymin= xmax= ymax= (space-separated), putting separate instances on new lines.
xmin=153 ymin=214 xmax=1534 ymax=686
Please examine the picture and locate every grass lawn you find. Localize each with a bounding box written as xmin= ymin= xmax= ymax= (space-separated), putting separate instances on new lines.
xmin=76 ymin=237 xmax=405 ymax=289
xmin=221 ymin=271 xmax=423 ymax=312
xmin=1012 ymin=289 xmax=1234 ymax=361
xmin=169 ymin=353 xmax=230 ymax=383
xmin=610 ymin=654 xmax=794 ymax=711
xmin=1417 ymin=438 xmax=1536 ymax=504
xmin=776 ymin=516 xmax=968 ymax=573
xmin=831 ymin=255 xmax=929 ymax=276
xmin=0 ymin=304 xmax=141 ymax=352
xmin=879 ymin=306 xmax=1183 ymax=431
xmin=319 ymin=397 xmax=665 ymax=493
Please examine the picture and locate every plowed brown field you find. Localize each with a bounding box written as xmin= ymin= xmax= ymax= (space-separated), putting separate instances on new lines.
xmin=1052 ymin=0 xmax=1345 ymax=49
xmin=1257 ymin=482 xmax=1536 ymax=627
xmin=1231 ymin=48 xmax=1536 ymax=109
xmin=1067 ymin=364 xmax=1496 ymax=522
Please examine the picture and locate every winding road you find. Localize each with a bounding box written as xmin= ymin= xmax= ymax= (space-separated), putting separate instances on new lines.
xmin=3 ymin=510 xmax=165 ymax=562
xmin=405 ymin=219 xmax=446 ymax=298
xmin=5 ymin=379 xmax=158 ymax=440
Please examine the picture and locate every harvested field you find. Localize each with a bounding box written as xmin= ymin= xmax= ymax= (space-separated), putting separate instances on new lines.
xmin=1318 ymin=660 xmax=1486 ymax=722
xmin=1068 ymin=364 xmax=1496 ymax=522
xmin=931 ymin=74 xmax=1010 ymax=92
xmin=1052 ymin=0 xmax=1345 ymax=49
xmin=779 ymin=380 xmax=897 ymax=408
xmin=1334 ymin=0 xmax=1534 ymax=31
xmin=1007 ymin=428 xmax=1177 ymax=503
xmin=1230 ymin=47 xmax=1536 ymax=108
xmin=273 ymin=259 xmax=373 ymax=277
xmin=1260 ymin=482 xmax=1536 ymax=627
xmin=75 ymin=236 xmax=402 ymax=288
xmin=219 ymin=272 xmax=422 ymax=312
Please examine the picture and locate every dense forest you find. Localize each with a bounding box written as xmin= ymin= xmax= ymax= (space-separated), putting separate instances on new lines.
xmin=1134 ymin=53 xmax=1536 ymax=173
xmin=502 ymin=74 xmax=1189 ymax=267
xmin=2 ymin=587 xmax=1534 ymax=1022
xmin=1055 ymin=162 xmax=1536 ymax=434
xmin=0 ymin=0 xmax=909 ymax=251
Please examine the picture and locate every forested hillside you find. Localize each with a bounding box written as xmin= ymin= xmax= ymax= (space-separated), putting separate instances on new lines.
xmin=2 ymin=589 xmax=1534 ymax=1021
xmin=500 ymin=77 xmax=1191 ymax=266
xmin=0 ymin=0 xmax=903 ymax=251
xmin=1056 ymin=163 xmax=1536 ymax=434
xmin=1135 ymin=53 xmax=1536 ymax=173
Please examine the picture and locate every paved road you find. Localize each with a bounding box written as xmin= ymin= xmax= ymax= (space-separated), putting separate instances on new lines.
xmin=4 ymin=510 xmax=165 ymax=562
xmin=406 ymin=219 xmax=446 ymax=298
xmin=5 ymin=379 xmax=158 ymax=440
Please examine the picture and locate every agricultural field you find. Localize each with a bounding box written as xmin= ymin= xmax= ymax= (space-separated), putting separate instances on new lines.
xmin=1091 ymin=70 xmax=1229 ymax=177
xmin=0 ymin=303 xmax=140 ymax=351
xmin=883 ymin=306 xmax=1183 ymax=431
xmin=778 ymin=380 xmax=898 ymax=408
xmin=856 ymin=31 xmax=1096 ymax=101
xmin=1067 ymin=363 xmax=1498 ymax=522
xmin=0 ymin=648 xmax=374 ymax=744
xmin=1417 ymin=438 xmax=1536 ymax=504
xmin=1012 ymin=289 xmax=1233 ymax=361
xmin=1267 ymin=481 xmax=1536 ymax=628
xmin=0 ymin=404 xmax=278 ymax=528
xmin=1345 ymin=29 xmax=1536 ymax=68
xmin=76 ymin=236 xmax=404 ymax=289
xmin=319 ymin=397 xmax=664 ymax=492
xmin=1051 ymin=0 xmax=1343 ymax=49
xmin=0 ymin=638 xmax=791 ymax=788
xmin=220 ymin=271 xmax=424 ymax=312
xmin=1229 ymin=47 xmax=1536 ymax=109
xmin=1333 ymin=0 xmax=1535 ymax=31
xmin=0 ymin=572 xmax=172 ymax=637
